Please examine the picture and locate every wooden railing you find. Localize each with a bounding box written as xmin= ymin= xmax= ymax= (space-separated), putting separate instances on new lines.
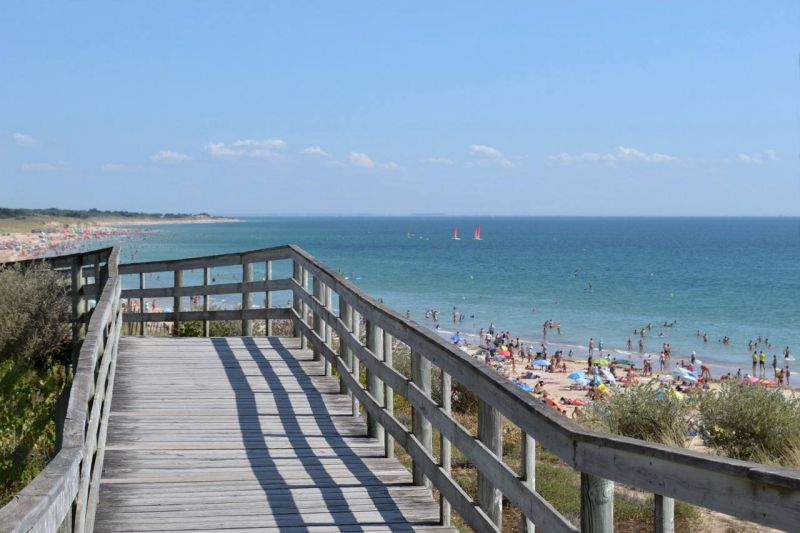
xmin=3 ymin=244 xmax=799 ymax=532
xmin=0 ymin=247 xmax=122 ymax=533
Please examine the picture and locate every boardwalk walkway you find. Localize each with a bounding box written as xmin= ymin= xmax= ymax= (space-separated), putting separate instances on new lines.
xmin=95 ymin=336 xmax=451 ymax=532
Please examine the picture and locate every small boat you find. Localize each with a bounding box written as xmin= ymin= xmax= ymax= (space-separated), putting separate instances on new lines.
xmin=473 ymin=226 xmax=482 ymax=240
xmin=452 ymin=227 xmax=461 ymax=240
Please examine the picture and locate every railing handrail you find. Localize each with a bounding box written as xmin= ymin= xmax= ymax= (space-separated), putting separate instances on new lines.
xmin=0 ymin=247 xmax=121 ymax=533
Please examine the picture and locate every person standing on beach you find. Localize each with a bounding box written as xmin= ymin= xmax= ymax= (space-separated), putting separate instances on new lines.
xmin=543 ymin=320 xmax=549 ymax=338
xmin=638 ymin=338 xmax=644 ymax=353
xmin=627 ymin=337 xmax=632 ymax=350
xmin=759 ymin=351 xmax=766 ymax=377
xmin=588 ymin=338 xmax=594 ymax=356
xmin=752 ymin=351 xmax=758 ymax=375
xmin=772 ymin=355 xmax=778 ymax=376
xmin=785 ymin=366 xmax=791 ymax=387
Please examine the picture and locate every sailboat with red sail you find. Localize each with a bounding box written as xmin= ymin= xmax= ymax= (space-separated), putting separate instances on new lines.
xmin=473 ymin=226 xmax=482 ymax=240
xmin=452 ymin=227 xmax=460 ymax=240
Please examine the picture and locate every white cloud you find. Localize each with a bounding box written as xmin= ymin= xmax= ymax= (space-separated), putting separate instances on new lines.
xmin=151 ymin=150 xmax=190 ymax=163
xmin=205 ymin=138 xmax=287 ymax=158
xmin=765 ymin=149 xmax=777 ymax=160
xmin=549 ymin=145 xmax=677 ymax=165
xmin=421 ymin=157 xmax=454 ymax=166
xmin=302 ymin=146 xmax=329 ymax=157
xmin=348 ymin=151 xmax=399 ymax=169
xmin=21 ymin=162 xmax=56 ymax=171
xmin=349 ymin=151 xmax=375 ymax=168
xmin=737 ymin=153 xmax=763 ymax=165
xmin=469 ymin=144 xmax=513 ymax=167
xmin=13 ymin=132 xmax=37 ymax=146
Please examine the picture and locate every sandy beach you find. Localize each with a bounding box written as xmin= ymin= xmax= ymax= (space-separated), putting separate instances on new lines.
xmin=0 ymin=215 xmax=238 ymax=263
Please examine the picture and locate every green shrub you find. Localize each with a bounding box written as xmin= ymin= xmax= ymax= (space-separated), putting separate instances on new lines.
xmin=584 ymin=381 xmax=694 ymax=446
xmin=697 ymin=382 xmax=800 ymax=466
xmin=0 ymin=264 xmax=71 ymax=368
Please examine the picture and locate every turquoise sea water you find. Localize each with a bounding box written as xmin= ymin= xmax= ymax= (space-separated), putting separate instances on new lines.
xmin=101 ymin=217 xmax=799 ymax=374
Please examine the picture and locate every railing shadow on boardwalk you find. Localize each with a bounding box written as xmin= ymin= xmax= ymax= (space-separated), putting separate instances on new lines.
xmin=211 ymin=335 xmax=415 ymax=530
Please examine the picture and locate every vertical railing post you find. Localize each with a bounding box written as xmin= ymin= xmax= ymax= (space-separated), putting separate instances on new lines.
xmin=351 ymin=309 xmax=361 ymax=416
xmin=383 ymin=332 xmax=394 ymax=458
xmin=302 ymin=269 xmax=309 ymax=343
xmin=366 ymin=320 xmax=385 ymax=446
xmin=522 ymin=431 xmax=536 ymax=533
xmin=71 ymin=257 xmax=85 ymax=361
xmin=339 ymin=299 xmax=352 ymax=396
xmin=440 ymin=370 xmax=452 ymax=526
xmin=242 ymin=262 xmax=253 ymax=336
xmin=265 ymin=260 xmax=273 ymax=336
xmin=411 ymin=349 xmax=432 ymax=487
xmin=203 ymin=267 xmax=210 ymax=337
xmin=324 ymin=285 xmax=333 ymax=376
xmin=138 ymin=272 xmax=145 ymax=336
xmin=478 ymin=399 xmax=503 ymax=528
xmin=581 ymin=473 xmax=614 ymax=533
xmin=173 ymin=269 xmax=183 ymax=335
xmin=292 ymin=262 xmax=305 ymax=348
xmin=654 ymin=495 xmax=675 ymax=533
xmin=312 ymin=277 xmax=323 ymax=361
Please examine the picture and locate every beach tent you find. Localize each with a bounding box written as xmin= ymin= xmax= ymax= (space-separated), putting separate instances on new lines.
xmin=532 ymin=359 xmax=549 ymax=367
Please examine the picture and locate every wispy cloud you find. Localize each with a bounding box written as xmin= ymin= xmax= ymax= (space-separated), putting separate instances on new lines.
xmin=151 ymin=150 xmax=190 ymax=163
xmin=205 ymin=138 xmax=288 ymax=158
xmin=549 ymin=145 xmax=677 ymax=165
xmin=738 ymin=149 xmax=777 ymax=165
xmin=302 ymin=146 xmax=329 ymax=157
xmin=468 ymin=144 xmax=513 ymax=167
xmin=102 ymin=163 xmax=135 ymax=172
xmin=13 ymin=132 xmax=37 ymax=146
xmin=421 ymin=157 xmax=454 ymax=166
xmin=21 ymin=162 xmax=56 ymax=171
xmin=348 ymin=151 xmax=399 ymax=169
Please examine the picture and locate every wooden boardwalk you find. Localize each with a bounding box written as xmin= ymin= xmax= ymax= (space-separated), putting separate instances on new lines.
xmin=95 ymin=336 xmax=451 ymax=532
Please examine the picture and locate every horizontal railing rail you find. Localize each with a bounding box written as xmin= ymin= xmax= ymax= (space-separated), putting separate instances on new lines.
xmin=0 ymin=247 xmax=122 ymax=533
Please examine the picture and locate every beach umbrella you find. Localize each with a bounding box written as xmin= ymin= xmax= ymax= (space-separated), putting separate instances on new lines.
xmin=532 ymin=359 xmax=549 ymax=367
xmin=497 ymin=350 xmax=511 ymax=357
xmin=574 ymin=377 xmax=590 ymax=387
xmin=568 ymin=371 xmax=585 ymax=380
xmin=593 ymin=358 xmax=609 ymax=366
xmin=672 ymin=369 xmax=697 ymax=383
xmin=449 ymin=335 xmax=465 ymax=343
xmin=500 ymin=345 xmax=508 ymax=351
xmin=517 ymin=382 xmax=533 ymax=392
xmin=601 ymin=368 xmax=616 ymax=383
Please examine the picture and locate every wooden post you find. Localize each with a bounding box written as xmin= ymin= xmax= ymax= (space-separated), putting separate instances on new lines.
xmin=440 ymin=370 xmax=452 ymax=526
xmin=203 ymin=267 xmax=210 ymax=337
xmin=265 ymin=260 xmax=273 ymax=336
xmin=312 ymin=277 xmax=323 ymax=361
xmin=383 ymin=332 xmax=394 ymax=459
xmin=411 ymin=349 xmax=432 ymax=488
xmin=71 ymin=257 xmax=85 ymax=360
xmin=366 ymin=320 xmax=385 ymax=445
xmin=522 ymin=432 xmax=536 ymax=533
xmin=351 ymin=309 xmax=361 ymax=416
xmin=302 ymin=269 xmax=310 ymax=347
xmin=478 ymin=399 xmax=503 ymax=528
xmin=242 ymin=262 xmax=253 ymax=336
xmin=339 ymin=299 xmax=352 ymax=395
xmin=292 ymin=262 xmax=304 ymax=347
xmin=173 ymin=269 xmax=183 ymax=335
xmin=324 ymin=286 xmax=333 ymax=376
xmin=581 ymin=473 xmax=614 ymax=533
xmin=654 ymin=495 xmax=675 ymax=533
xmin=138 ymin=272 xmax=146 ymax=336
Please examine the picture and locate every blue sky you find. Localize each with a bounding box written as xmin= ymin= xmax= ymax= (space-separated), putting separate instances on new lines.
xmin=2 ymin=1 xmax=798 ymax=215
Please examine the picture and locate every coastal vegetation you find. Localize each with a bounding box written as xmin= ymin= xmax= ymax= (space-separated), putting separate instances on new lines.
xmin=0 ymin=207 xmax=210 ymax=220
xmin=0 ymin=263 xmax=72 ymax=505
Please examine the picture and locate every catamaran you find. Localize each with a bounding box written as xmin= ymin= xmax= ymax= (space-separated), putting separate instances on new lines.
xmin=473 ymin=226 xmax=482 ymax=240
xmin=452 ymin=227 xmax=460 ymax=240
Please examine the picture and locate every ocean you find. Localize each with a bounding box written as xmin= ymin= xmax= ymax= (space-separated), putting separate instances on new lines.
xmin=98 ymin=217 xmax=799 ymax=374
